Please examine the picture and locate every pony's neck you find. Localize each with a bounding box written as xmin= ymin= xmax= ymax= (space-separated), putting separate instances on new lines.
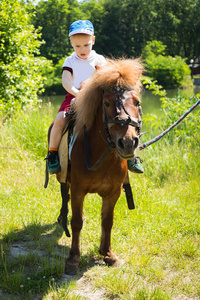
xmin=89 ymin=107 xmax=110 ymax=157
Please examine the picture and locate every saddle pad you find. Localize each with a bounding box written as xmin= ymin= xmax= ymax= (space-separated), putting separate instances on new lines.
xmin=56 ymin=130 xmax=69 ymax=183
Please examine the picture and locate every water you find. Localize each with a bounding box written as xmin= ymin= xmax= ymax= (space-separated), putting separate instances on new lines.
xmin=41 ymin=86 xmax=200 ymax=116
xmin=141 ymin=86 xmax=200 ymax=115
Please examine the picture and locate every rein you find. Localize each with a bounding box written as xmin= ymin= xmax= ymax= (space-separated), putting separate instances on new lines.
xmin=138 ymin=98 xmax=200 ymax=150
xmin=84 ymin=125 xmax=116 ymax=171
xmin=84 ymin=85 xmax=142 ymax=171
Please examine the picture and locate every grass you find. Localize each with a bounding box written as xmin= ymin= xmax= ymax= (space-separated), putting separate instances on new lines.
xmin=0 ymin=101 xmax=200 ymax=299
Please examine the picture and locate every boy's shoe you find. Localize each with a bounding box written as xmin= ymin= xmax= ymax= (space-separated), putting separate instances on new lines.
xmin=47 ymin=151 xmax=61 ymax=174
xmin=128 ymin=157 xmax=144 ymax=173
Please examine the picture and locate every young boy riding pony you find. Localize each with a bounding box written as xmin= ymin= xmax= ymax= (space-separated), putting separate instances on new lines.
xmin=47 ymin=20 xmax=144 ymax=175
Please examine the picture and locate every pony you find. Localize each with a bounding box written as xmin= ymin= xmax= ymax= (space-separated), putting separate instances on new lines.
xmin=56 ymin=58 xmax=144 ymax=273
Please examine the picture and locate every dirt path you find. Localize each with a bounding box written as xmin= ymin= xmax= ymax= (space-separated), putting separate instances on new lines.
xmin=1 ymin=241 xmax=107 ymax=300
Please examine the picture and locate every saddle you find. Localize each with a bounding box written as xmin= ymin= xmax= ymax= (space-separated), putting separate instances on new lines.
xmin=44 ymin=116 xmax=75 ymax=188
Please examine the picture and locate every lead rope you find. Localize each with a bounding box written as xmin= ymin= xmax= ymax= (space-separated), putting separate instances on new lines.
xmin=138 ymin=98 xmax=200 ymax=150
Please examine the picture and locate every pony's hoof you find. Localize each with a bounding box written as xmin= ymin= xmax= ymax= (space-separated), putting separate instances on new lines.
xmin=65 ymin=263 xmax=79 ymax=275
xmin=65 ymin=256 xmax=80 ymax=275
xmin=103 ymin=254 xmax=121 ymax=267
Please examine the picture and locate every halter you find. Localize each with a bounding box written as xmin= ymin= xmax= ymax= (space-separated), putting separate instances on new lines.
xmin=101 ymin=85 xmax=142 ymax=144
xmin=84 ymin=84 xmax=143 ymax=171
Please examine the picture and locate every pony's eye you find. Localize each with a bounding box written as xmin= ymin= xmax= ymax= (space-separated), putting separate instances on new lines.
xmin=104 ymin=102 xmax=110 ymax=108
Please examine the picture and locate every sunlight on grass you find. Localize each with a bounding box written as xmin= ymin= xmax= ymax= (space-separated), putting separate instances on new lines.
xmin=0 ymin=103 xmax=199 ymax=299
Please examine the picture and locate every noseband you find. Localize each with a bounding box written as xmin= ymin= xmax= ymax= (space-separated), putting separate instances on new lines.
xmin=101 ymin=85 xmax=142 ymax=143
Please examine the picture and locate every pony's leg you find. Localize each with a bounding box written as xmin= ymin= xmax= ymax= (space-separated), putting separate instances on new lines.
xmin=57 ymin=183 xmax=70 ymax=237
xmin=65 ymin=188 xmax=85 ymax=273
xmin=100 ymin=191 xmax=121 ymax=266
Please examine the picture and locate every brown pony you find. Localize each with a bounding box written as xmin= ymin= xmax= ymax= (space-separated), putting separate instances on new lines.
xmin=58 ymin=58 xmax=144 ymax=273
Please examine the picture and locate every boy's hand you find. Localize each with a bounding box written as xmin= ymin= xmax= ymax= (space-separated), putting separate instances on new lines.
xmin=70 ymin=97 xmax=77 ymax=110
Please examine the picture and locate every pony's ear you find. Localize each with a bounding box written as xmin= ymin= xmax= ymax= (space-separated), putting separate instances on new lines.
xmin=95 ymin=65 xmax=101 ymax=70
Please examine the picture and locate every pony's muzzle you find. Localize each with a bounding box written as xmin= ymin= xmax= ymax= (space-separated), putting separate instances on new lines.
xmin=117 ymin=136 xmax=139 ymax=158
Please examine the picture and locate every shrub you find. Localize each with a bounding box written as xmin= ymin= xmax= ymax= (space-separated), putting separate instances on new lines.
xmin=142 ymin=41 xmax=191 ymax=89
xmin=142 ymin=40 xmax=166 ymax=58
xmin=146 ymin=55 xmax=191 ymax=88
xmin=0 ymin=0 xmax=51 ymax=121
xmin=142 ymin=79 xmax=200 ymax=148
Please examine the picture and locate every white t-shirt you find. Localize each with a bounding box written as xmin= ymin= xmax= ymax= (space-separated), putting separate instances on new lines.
xmin=62 ymin=50 xmax=106 ymax=89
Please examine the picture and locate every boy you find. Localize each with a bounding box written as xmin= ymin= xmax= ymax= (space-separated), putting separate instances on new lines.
xmin=47 ymin=20 xmax=143 ymax=174
xmin=47 ymin=20 xmax=106 ymax=174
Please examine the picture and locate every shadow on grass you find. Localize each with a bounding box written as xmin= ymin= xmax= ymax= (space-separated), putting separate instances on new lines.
xmin=0 ymin=222 xmax=103 ymax=299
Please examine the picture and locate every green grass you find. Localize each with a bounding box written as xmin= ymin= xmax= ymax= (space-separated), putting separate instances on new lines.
xmin=0 ymin=102 xmax=199 ymax=299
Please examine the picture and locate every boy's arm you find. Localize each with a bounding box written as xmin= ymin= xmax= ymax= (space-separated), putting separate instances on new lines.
xmin=62 ymin=70 xmax=79 ymax=96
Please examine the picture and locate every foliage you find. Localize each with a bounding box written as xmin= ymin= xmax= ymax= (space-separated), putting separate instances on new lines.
xmin=32 ymin=0 xmax=200 ymax=62
xmin=142 ymin=40 xmax=166 ymax=59
xmin=142 ymin=0 xmax=199 ymax=60
xmin=142 ymin=78 xmax=200 ymax=147
xmin=79 ymin=0 xmax=105 ymax=55
xmin=0 ymin=0 xmax=50 ymax=121
xmin=142 ymin=41 xmax=191 ymax=88
xmin=146 ymin=55 xmax=191 ymax=88
xmin=43 ymin=59 xmax=66 ymax=96
xmin=31 ymin=0 xmax=199 ymax=95
xmin=33 ymin=0 xmax=85 ymax=64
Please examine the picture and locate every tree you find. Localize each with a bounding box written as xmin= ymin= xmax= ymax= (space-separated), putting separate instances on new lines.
xmin=85 ymin=0 xmax=200 ymax=60
xmin=0 ymin=0 xmax=50 ymax=120
xmin=146 ymin=0 xmax=200 ymax=60
xmin=80 ymin=0 xmax=105 ymax=55
xmin=33 ymin=0 xmax=85 ymax=64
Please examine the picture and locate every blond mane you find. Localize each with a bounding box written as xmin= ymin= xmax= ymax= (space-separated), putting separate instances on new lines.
xmin=74 ymin=58 xmax=144 ymax=136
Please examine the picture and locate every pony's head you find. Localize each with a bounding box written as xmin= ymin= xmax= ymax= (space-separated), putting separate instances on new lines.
xmin=75 ymin=58 xmax=144 ymax=130
xmin=74 ymin=58 xmax=144 ymax=158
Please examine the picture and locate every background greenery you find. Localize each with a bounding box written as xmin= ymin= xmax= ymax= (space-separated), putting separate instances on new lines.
xmin=0 ymin=1 xmax=200 ymax=298
xmin=0 ymin=0 xmax=51 ymax=120
xmin=32 ymin=0 xmax=200 ymax=64
xmin=32 ymin=0 xmax=198 ymax=94
xmin=1 ymin=0 xmax=199 ymax=117
xmin=0 ymin=92 xmax=199 ymax=299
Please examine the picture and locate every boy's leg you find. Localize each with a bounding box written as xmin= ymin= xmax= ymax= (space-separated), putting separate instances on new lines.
xmin=48 ymin=111 xmax=67 ymax=174
xmin=49 ymin=111 xmax=66 ymax=149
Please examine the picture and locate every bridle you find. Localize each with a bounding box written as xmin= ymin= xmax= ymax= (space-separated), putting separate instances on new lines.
xmin=84 ymin=84 xmax=143 ymax=171
xmin=101 ymin=85 xmax=142 ymax=144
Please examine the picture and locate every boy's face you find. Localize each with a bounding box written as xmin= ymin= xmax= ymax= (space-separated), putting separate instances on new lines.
xmin=70 ymin=34 xmax=95 ymax=59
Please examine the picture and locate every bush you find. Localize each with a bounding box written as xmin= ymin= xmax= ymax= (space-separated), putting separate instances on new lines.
xmin=146 ymin=55 xmax=191 ymax=88
xmin=0 ymin=0 xmax=51 ymax=121
xmin=142 ymin=40 xmax=166 ymax=58
xmin=142 ymin=79 xmax=200 ymax=148
xmin=142 ymin=41 xmax=191 ymax=89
